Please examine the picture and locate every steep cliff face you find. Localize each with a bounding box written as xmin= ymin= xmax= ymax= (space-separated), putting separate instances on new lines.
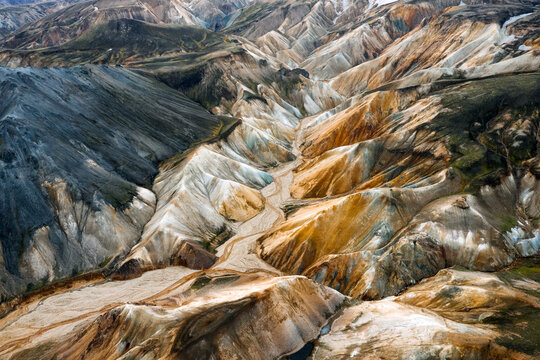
xmin=0 ymin=0 xmax=539 ymax=358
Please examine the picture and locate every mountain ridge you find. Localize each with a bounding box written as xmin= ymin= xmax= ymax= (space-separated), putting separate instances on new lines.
xmin=0 ymin=0 xmax=539 ymax=358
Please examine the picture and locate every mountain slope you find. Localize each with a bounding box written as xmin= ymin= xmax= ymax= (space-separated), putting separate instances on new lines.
xmin=0 ymin=19 xmax=234 ymax=66
xmin=0 ymin=65 xmax=225 ymax=299
xmin=0 ymin=0 xmax=81 ymax=39
xmin=0 ymin=0 xmax=539 ymax=358
xmin=0 ymin=0 xmax=269 ymax=49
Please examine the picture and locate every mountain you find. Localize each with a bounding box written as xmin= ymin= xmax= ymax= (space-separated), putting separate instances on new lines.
xmin=0 ymin=65 xmax=228 ymax=299
xmin=0 ymin=19 xmax=235 ymax=66
xmin=0 ymin=0 xmax=44 ymax=5
xmin=0 ymin=0 xmax=539 ymax=358
xmin=0 ymin=0 xmax=81 ymax=39
xmin=0 ymin=0 xmax=270 ymax=49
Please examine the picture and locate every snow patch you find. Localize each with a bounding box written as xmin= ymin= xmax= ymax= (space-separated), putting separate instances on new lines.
xmin=367 ymin=0 xmax=399 ymax=11
xmin=331 ymin=0 xmax=351 ymax=14
xmin=507 ymin=227 xmax=540 ymax=257
xmin=499 ymin=13 xmax=532 ymax=44
xmin=331 ymin=0 xmax=351 ymax=23
xmin=376 ymin=0 xmax=399 ymax=5
xmin=350 ymin=348 xmax=361 ymax=357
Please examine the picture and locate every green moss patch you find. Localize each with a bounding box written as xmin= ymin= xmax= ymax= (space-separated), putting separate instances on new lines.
xmin=201 ymin=225 xmax=233 ymax=254
xmin=490 ymin=257 xmax=540 ymax=356
xmin=429 ymin=73 xmax=540 ymax=191
xmin=191 ymin=275 xmax=212 ymax=290
xmin=221 ymin=2 xmax=282 ymax=35
xmin=2 ymin=19 xmax=233 ymax=67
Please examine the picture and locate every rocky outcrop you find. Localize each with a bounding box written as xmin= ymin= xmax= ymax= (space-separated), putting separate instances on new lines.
xmin=397 ymin=267 xmax=540 ymax=319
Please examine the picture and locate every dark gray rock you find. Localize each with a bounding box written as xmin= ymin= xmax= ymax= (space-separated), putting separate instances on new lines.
xmin=0 ymin=65 xmax=221 ymax=300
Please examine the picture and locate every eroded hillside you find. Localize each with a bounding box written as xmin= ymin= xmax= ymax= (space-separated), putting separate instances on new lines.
xmin=0 ymin=0 xmax=539 ymax=358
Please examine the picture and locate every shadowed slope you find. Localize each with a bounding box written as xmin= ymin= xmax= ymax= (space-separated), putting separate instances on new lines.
xmin=0 ymin=65 xmax=223 ymax=299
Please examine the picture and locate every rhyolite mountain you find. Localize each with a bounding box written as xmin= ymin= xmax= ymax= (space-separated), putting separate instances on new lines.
xmin=0 ymin=0 xmax=539 ymax=359
xmin=0 ymin=0 xmax=46 ymax=6
xmin=0 ymin=65 xmax=228 ymax=299
xmin=0 ymin=0 xmax=266 ymax=48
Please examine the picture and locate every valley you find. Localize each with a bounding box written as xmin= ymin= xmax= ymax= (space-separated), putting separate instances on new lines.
xmin=0 ymin=0 xmax=539 ymax=358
